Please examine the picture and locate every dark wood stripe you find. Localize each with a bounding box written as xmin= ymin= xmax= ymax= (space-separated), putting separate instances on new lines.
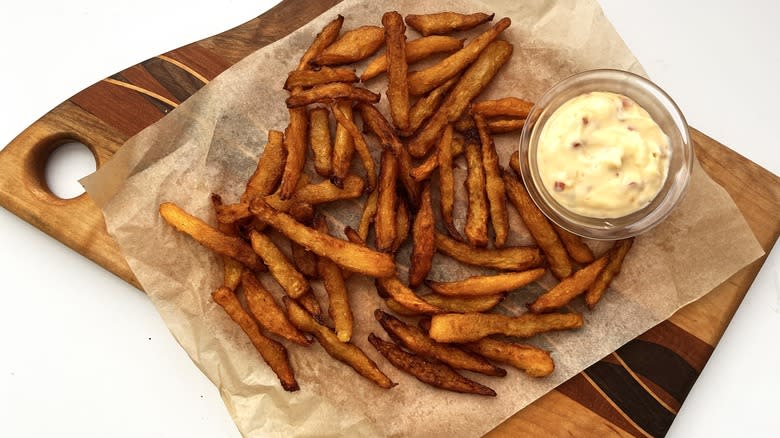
xmin=108 ymin=73 xmax=176 ymax=115
xmin=637 ymin=320 xmax=713 ymax=372
xmin=69 ymin=80 xmax=165 ymax=138
xmin=118 ymin=65 xmax=181 ymax=105
xmin=163 ymin=45 xmax=231 ymax=81
xmin=141 ymin=57 xmax=205 ymax=103
xmin=617 ymin=339 xmax=699 ymax=404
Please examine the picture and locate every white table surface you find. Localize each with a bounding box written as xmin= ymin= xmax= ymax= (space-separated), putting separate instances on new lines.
xmin=0 ymin=1 xmax=777 ymax=436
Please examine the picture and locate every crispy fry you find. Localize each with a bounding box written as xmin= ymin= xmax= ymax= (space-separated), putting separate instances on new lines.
xmin=330 ymin=102 xmax=377 ymax=192
xmin=286 ymin=83 xmax=380 ymax=108
xmin=358 ymin=189 xmax=379 ymax=242
xmin=528 ymin=256 xmax=609 ymax=313
xmin=361 ymin=36 xmax=464 ymax=82
xmin=405 ymin=12 xmax=495 ymax=36
xmin=407 ymin=17 xmax=510 ymax=96
xmin=250 ymin=200 xmax=396 ymax=278
xmin=297 ymin=15 xmax=344 ymax=70
xmin=553 ymin=224 xmax=595 ymax=264
xmin=386 ymin=293 xmax=504 ymax=315
xmin=503 ymin=169 xmax=573 ymax=279
xmin=377 ymin=276 xmax=443 ymax=314
xmin=405 ymin=76 xmax=458 ymax=137
xmin=382 ymin=11 xmax=410 ymax=131
xmin=392 ymin=198 xmax=410 ymax=252
xmin=410 ymin=134 xmax=464 ymax=182
xmin=308 ymin=107 xmax=333 ymax=177
xmin=368 ymin=333 xmax=495 ymax=396
xmin=159 ymin=202 xmax=264 ymax=271
xmin=375 ymin=150 xmax=398 ymax=252
xmin=297 ymin=291 xmax=323 ymax=320
xmin=464 ymin=338 xmax=554 ymax=377
xmin=286 ymin=298 xmax=394 ymax=388
xmin=409 ymin=183 xmax=435 ymax=286
xmin=241 ymin=130 xmax=286 ymax=204
xmin=408 ymin=39 xmax=513 ymax=157
xmin=475 ymin=114 xmax=508 ymax=247
xmin=249 ymin=231 xmax=310 ymax=299
xmin=279 ymin=108 xmax=308 ymax=199
xmin=429 ymin=312 xmax=583 ymax=343
xmin=212 ymin=287 xmax=298 ymax=391
xmin=434 ymin=126 xmax=460 ymax=240
xmin=284 ymin=67 xmax=358 ymax=90
xmin=375 ymin=310 xmax=505 ymax=376
xmin=435 ymin=232 xmax=543 ymax=271
xmin=427 ymin=269 xmax=545 ymax=297
xmin=312 ymin=25 xmax=385 ymax=66
xmin=290 ymin=240 xmax=318 ymax=278
xmin=241 ymin=270 xmax=310 ymax=345
xmin=472 ymin=96 xmax=534 ymax=118
xmin=330 ymin=100 xmax=355 ymax=187
xmin=464 ymin=140 xmax=489 ymax=247
xmin=264 ymin=174 xmax=365 ymax=212
xmin=211 ymin=194 xmax=244 ymax=290
xmin=313 ymin=217 xmax=354 ymax=342
xmin=585 ymin=238 xmax=633 ymax=309
xmin=509 ymin=149 xmax=522 ymax=176
xmin=343 ymin=225 xmax=365 ymax=245
xmin=456 ymin=115 xmax=525 ymax=134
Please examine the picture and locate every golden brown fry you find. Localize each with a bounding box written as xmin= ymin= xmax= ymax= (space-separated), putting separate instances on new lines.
xmin=330 ymin=100 xmax=355 ymax=187
xmin=297 ymin=291 xmax=323 ymax=320
xmin=408 ymin=39 xmax=513 ymax=157
xmin=464 ymin=338 xmax=554 ymax=377
xmin=382 ymin=11 xmax=410 ymax=131
xmin=429 ymin=312 xmax=584 ymax=343
xmin=375 ymin=150 xmax=398 ymax=252
xmin=212 ymin=287 xmax=298 ymax=391
xmin=250 ymin=200 xmax=396 ymax=278
xmin=343 ymin=225 xmax=366 ymax=246
xmin=358 ymin=189 xmax=379 ymax=242
xmin=368 ymin=333 xmax=495 ymax=396
xmin=528 ymin=257 xmax=609 ymax=314
xmin=361 ymin=35 xmax=464 ymax=82
xmin=375 ymin=310 xmax=505 ymax=376
xmin=290 ymin=240 xmax=318 ymax=278
xmin=312 ymin=217 xmax=354 ymax=342
xmin=308 ymin=107 xmax=333 ymax=177
xmin=405 ymin=76 xmax=458 ymax=137
xmin=392 ymin=198 xmax=410 ymax=252
xmin=472 ymin=97 xmax=534 ymax=118
xmin=410 ymin=134 xmax=464 ymax=182
xmin=435 ymin=231 xmax=543 ymax=271
xmin=405 ymin=12 xmax=494 ymax=36
xmin=286 ymin=298 xmax=394 ymax=388
xmin=297 ymin=15 xmax=344 ymax=71
xmin=265 ymin=174 xmax=365 ymax=211
xmin=211 ymin=194 xmax=244 ymax=290
xmin=377 ymin=276 xmax=443 ymax=314
xmin=475 ymin=114 xmax=509 ymax=247
xmin=279 ymin=108 xmax=308 ymax=199
xmin=284 ymin=67 xmax=358 ymax=90
xmin=330 ymin=103 xmax=377 ymax=192
xmin=312 ymin=25 xmax=385 ymax=66
xmin=286 ymin=83 xmax=380 ymax=108
xmin=503 ymin=170 xmax=572 ymax=278
xmin=249 ymin=231 xmax=310 ymax=299
xmin=585 ymin=238 xmax=633 ymax=309
xmin=241 ymin=130 xmax=286 ymax=204
xmin=456 ymin=115 xmax=525 ymax=134
xmin=427 ymin=269 xmax=546 ymax=297
xmin=407 ymin=17 xmax=510 ymax=96
xmin=241 ymin=270 xmax=310 ymax=345
xmin=409 ymin=183 xmax=435 ymax=287
xmin=464 ymin=140 xmax=489 ymax=247
xmin=553 ymin=224 xmax=595 ymax=264
xmin=436 ymin=126 xmax=462 ymax=240
xmin=509 ymin=149 xmax=522 ymax=176
xmin=159 ymin=202 xmax=264 ymax=271
xmin=386 ymin=293 xmax=504 ymax=315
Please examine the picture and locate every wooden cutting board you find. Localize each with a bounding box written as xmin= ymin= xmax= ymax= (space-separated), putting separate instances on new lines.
xmin=1 ymin=1 xmax=778 ymax=436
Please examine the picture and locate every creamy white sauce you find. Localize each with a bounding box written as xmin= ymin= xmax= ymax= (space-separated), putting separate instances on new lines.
xmin=537 ymin=91 xmax=671 ymax=218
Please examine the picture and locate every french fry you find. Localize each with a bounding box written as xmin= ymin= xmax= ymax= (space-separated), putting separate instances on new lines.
xmin=408 ymin=39 xmax=513 ymax=157
xmin=284 ymin=67 xmax=358 ymax=90
xmin=585 ymin=238 xmax=633 ymax=309
xmin=308 ymin=107 xmax=333 ymax=177
xmin=286 ymin=83 xmax=380 ymax=108
xmin=279 ymin=108 xmax=308 ymax=199
xmin=435 ymin=232 xmax=543 ymax=271
xmin=508 ymin=149 xmax=522 ymax=176
xmin=427 ymin=269 xmax=545 ymax=297
xmin=436 ymin=126 xmax=461 ymax=240
xmin=368 ymin=333 xmax=495 ymax=396
xmin=297 ymin=291 xmax=323 ymax=321
xmin=405 ymin=12 xmax=495 ymax=36
xmin=377 ymin=276 xmax=443 ymax=314
xmin=409 ymin=183 xmax=435 ymax=287
xmin=211 ymin=194 xmax=244 ymax=290
xmin=313 ymin=216 xmax=354 ymax=342
xmin=290 ymin=240 xmax=318 ymax=278
xmin=296 ymin=15 xmax=344 ymax=70
xmin=375 ymin=310 xmax=505 ymax=376
xmin=410 ymin=134 xmax=464 ymax=182
xmin=392 ymin=198 xmax=410 ymax=252
xmin=330 ymin=102 xmax=377 ymax=192
xmin=375 ymin=150 xmax=398 ymax=252
xmin=528 ymin=256 xmax=609 ymax=313
xmin=428 ymin=312 xmax=584 ymax=343
xmin=361 ymin=35 xmax=464 ymax=82
xmin=286 ymin=298 xmax=394 ymax=389
xmin=212 ymin=287 xmax=298 ymax=391
xmin=456 ymin=115 xmax=525 ymax=134
xmin=503 ymin=169 xmax=573 ymax=279
xmin=386 ymin=293 xmax=504 ymax=315
xmin=241 ymin=130 xmax=286 ymax=204
xmin=159 ymin=202 xmax=264 ymax=271
xmin=405 ymin=76 xmax=458 ymax=137
xmin=250 ymin=200 xmax=396 ymax=278
xmin=382 ymin=11 xmax=410 ymax=131
xmin=553 ymin=224 xmax=595 ymax=264
xmin=475 ymin=114 xmax=509 ymax=247
xmin=265 ymin=174 xmax=365 ymax=211
xmin=312 ymin=25 xmax=386 ymax=66
xmin=330 ymin=100 xmax=355 ymax=187
xmin=464 ymin=140 xmax=489 ymax=247
xmin=249 ymin=231 xmax=310 ymax=299
xmin=241 ymin=270 xmax=310 ymax=345
xmin=463 ymin=338 xmax=554 ymax=377
xmin=358 ymin=189 xmax=379 ymax=242
xmin=471 ymin=96 xmax=534 ymax=118
xmin=407 ymin=17 xmax=510 ymax=96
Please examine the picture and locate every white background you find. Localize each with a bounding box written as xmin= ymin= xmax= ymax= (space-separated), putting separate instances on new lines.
xmin=0 ymin=1 xmax=777 ymax=436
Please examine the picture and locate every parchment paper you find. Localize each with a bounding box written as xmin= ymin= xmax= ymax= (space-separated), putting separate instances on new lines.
xmin=81 ymin=0 xmax=765 ymax=436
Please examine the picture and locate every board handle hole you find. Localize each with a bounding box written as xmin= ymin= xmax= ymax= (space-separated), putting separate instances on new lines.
xmin=43 ymin=140 xmax=97 ymax=200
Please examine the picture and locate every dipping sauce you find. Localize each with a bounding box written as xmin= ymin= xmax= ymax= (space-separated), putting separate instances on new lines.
xmin=536 ymin=91 xmax=671 ymax=218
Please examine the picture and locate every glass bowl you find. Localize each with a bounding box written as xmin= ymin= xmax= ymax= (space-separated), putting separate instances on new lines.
xmin=518 ymin=69 xmax=693 ymax=240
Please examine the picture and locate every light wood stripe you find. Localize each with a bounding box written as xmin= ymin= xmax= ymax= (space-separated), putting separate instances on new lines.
xmin=612 ymin=352 xmax=679 ymax=414
xmin=581 ymin=371 xmax=654 ymax=438
xmin=157 ymin=54 xmax=210 ymax=84
xmin=102 ymin=78 xmax=179 ymax=108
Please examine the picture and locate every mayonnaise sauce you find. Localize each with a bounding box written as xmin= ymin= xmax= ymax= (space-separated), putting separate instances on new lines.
xmin=536 ymin=91 xmax=671 ymax=218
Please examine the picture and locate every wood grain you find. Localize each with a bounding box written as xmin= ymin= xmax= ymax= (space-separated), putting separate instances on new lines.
xmin=0 ymin=1 xmax=778 ymax=436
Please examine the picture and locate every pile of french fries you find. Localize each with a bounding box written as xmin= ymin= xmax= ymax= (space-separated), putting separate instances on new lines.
xmin=159 ymin=11 xmax=634 ymax=396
